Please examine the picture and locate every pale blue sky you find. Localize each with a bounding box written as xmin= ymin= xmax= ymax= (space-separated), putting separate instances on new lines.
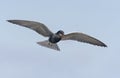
xmin=0 ymin=0 xmax=120 ymax=78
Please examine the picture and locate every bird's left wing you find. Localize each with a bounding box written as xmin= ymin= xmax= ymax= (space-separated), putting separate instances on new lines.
xmin=7 ymin=20 xmax=53 ymax=37
xmin=62 ymin=32 xmax=107 ymax=47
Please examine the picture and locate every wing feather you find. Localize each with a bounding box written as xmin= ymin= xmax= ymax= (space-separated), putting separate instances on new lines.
xmin=7 ymin=20 xmax=53 ymax=37
xmin=62 ymin=32 xmax=107 ymax=47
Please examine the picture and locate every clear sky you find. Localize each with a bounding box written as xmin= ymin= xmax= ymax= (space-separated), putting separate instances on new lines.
xmin=0 ymin=0 xmax=120 ymax=78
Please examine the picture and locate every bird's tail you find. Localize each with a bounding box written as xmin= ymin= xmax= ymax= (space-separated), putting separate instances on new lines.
xmin=37 ymin=40 xmax=60 ymax=51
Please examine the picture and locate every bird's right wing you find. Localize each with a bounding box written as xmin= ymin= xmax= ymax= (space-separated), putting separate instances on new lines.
xmin=62 ymin=32 xmax=107 ymax=47
xmin=7 ymin=20 xmax=53 ymax=37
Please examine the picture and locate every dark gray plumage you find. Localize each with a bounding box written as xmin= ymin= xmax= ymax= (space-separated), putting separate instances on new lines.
xmin=62 ymin=33 xmax=107 ymax=47
xmin=7 ymin=20 xmax=107 ymax=51
xmin=7 ymin=20 xmax=53 ymax=37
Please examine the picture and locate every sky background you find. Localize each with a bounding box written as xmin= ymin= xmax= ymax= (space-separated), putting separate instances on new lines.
xmin=0 ymin=0 xmax=120 ymax=78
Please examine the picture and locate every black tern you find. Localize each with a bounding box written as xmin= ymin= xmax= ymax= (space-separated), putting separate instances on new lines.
xmin=7 ymin=20 xmax=107 ymax=51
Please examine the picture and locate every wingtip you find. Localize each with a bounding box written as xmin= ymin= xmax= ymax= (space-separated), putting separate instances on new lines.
xmin=103 ymin=44 xmax=107 ymax=47
xmin=7 ymin=20 xmax=18 ymax=24
xmin=7 ymin=20 xmax=12 ymax=23
xmin=100 ymin=43 xmax=107 ymax=47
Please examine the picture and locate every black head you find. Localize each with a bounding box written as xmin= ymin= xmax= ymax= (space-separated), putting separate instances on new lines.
xmin=56 ymin=30 xmax=64 ymax=36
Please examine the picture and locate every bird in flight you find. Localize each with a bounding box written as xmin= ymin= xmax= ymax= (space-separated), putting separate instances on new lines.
xmin=7 ymin=20 xmax=107 ymax=51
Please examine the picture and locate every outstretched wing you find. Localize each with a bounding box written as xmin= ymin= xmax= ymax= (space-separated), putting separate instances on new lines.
xmin=62 ymin=32 xmax=107 ymax=47
xmin=7 ymin=20 xmax=53 ymax=37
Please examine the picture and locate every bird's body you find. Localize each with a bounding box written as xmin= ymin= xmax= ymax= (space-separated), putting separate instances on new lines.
xmin=7 ymin=20 xmax=107 ymax=51
xmin=49 ymin=34 xmax=61 ymax=43
xmin=49 ymin=30 xmax=64 ymax=43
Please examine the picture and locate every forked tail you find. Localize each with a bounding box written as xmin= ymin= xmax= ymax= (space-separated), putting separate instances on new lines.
xmin=37 ymin=40 xmax=60 ymax=51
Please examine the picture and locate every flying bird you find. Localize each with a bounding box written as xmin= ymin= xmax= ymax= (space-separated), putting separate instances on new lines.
xmin=7 ymin=20 xmax=107 ymax=51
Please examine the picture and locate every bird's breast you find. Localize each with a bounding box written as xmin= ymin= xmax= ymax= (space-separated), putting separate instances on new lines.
xmin=49 ymin=35 xmax=61 ymax=43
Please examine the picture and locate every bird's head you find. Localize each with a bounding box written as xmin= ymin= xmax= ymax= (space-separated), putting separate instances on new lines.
xmin=56 ymin=30 xmax=64 ymax=37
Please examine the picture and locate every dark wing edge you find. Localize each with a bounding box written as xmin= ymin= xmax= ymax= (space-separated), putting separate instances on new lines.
xmin=7 ymin=20 xmax=53 ymax=37
xmin=62 ymin=32 xmax=107 ymax=47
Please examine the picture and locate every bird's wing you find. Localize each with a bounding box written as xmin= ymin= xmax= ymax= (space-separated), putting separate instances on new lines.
xmin=7 ymin=20 xmax=53 ymax=37
xmin=62 ymin=32 xmax=107 ymax=47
